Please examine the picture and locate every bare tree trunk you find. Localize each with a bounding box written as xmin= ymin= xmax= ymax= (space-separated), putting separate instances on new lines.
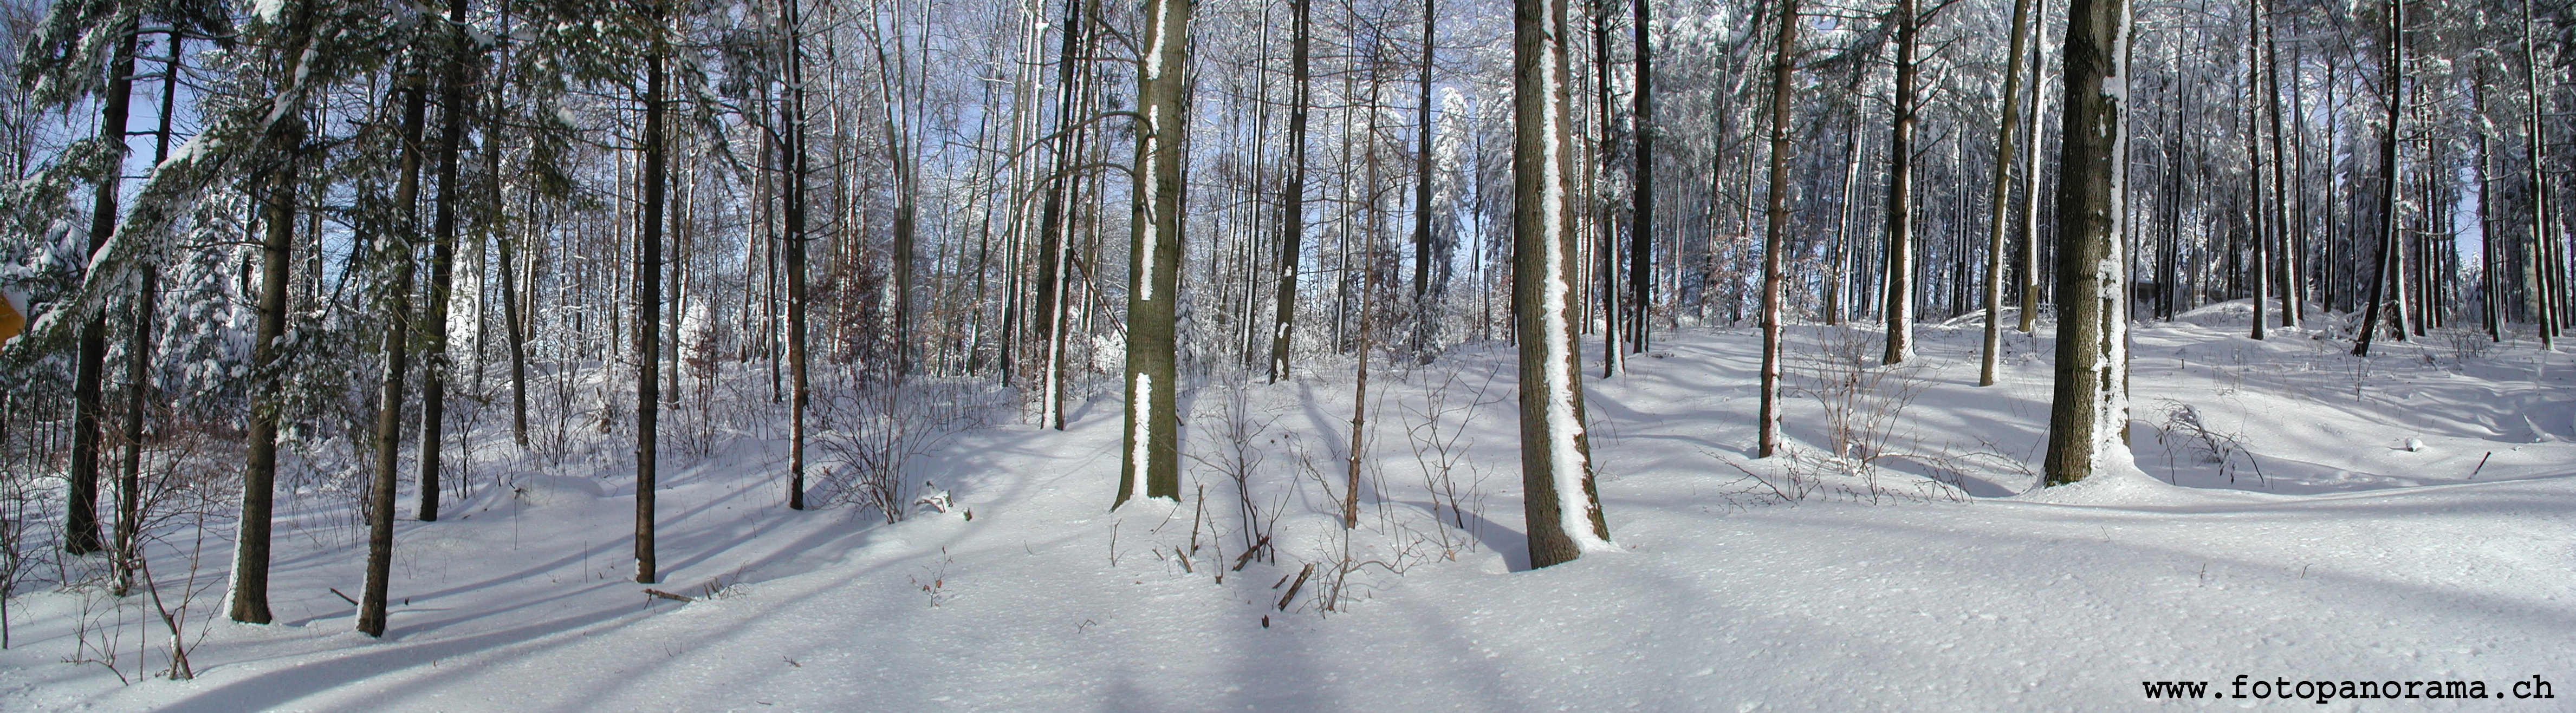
xmin=2019 ymin=16 xmax=2049 ymax=333
xmin=1267 ymin=0 xmax=1311 ymax=383
xmin=68 ymin=24 xmax=139 ymax=557
xmin=361 ymin=77 xmax=431 ymax=639
xmin=1410 ymin=0 xmax=1437 ymax=355
xmin=1629 ymin=0 xmax=1653 ymax=355
xmin=1883 ymin=0 xmax=1919 ymax=364
xmin=2246 ymin=0 xmax=2269 ymax=342
xmin=783 ymin=0 xmax=810 ymax=509
xmin=1517 ymin=0 xmax=1610 ymax=567
xmin=1980 ymin=0 xmax=2036 ymax=385
xmin=2040 ymin=0 xmax=2132 ymax=486
xmin=1757 ymin=0 xmax=1798 ymax=458
xmin=2264 ymin=13 xmax=2298 ymax=328
xmin=635 ymin=40 xmax=665 ymax=585
xmin=417 ymin=0 xmax=472 ymax=522
xmin=116 ymin=34 xmax=183 ymax=599
xmin=2523 ymin=0 xmax=2555 ymax=348
xmin=1034 ymin=0 xmax=1088 ymax=426
xmin=2353 ymin=0 xmax=2402 ymax=356
xmin=231 ymin=117 xmax=303 ymax=626
xmin=1115 ymin=0 xmax=1190 ymax=507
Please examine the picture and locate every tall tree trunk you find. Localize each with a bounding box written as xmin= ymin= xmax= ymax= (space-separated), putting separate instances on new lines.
xmin=2019 ymin=15 xmax=2049 ymax=332
xmin=2246 ymin=0 xmax=2269 ymax=341
xmin=231 ymin=118 xmax=306 ymax=626
xmin=2478 ymin=66 xmax=2502 ymax=341
xmin=2354 ymin=0 xmax=2402 ymax=356
xmin=68 ymin=24 xmax=139 ymax=557
xmin=1034 ymin=0 xmax=1087 ymax=426
xmin=1115 ymin=0 xmax=1189 ymax=507
xmin=2523 ymin=0 xmax=2554 ymax=347
xmin=2040 ymin=0 xmax=2132 ymax=486
xmin=1516 ymin=0 xmax=1611 ymax=567
xmin=634 ymin=41 xmax=665 ymax=585
xmin=1981 ymin=0 xmax=2036 ymax=385
xmin=1267 ymin=0 xmax=1310 ymax=383
xmin=417 ymin=0 xmax=471 ymax=522
xmin=230 ymin=4 xmax=323 ymax=622
xmin=1883 ymin=0 xmax=1919 ymax=364
xmin=360 ymin=78 xmax=430 ymax=639
xmin=2264 ymin=14 xmax=2298 ymax=328
xmin=1629 ymin=0 xmax=1653 ymax=355
xmin=1409 ymin=0 xmax=1437 ymax=362
xmin=782 ymin=0 xmax=810 ymax=509
xmin=1757 ymin=0 xmax=1798 ymax=457
xmin=115 ymin=33 xmax=183 ymax=599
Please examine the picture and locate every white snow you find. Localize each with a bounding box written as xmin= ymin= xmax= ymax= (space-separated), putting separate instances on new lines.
xmin=3 ymin=314 xmax=2573 ymax=710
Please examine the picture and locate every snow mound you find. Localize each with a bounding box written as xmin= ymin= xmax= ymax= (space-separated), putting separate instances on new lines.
xmin=2008 ymin=448 xmax=2262 ymax=507
xmin=505 ymin=474 xmax=607 ymax=506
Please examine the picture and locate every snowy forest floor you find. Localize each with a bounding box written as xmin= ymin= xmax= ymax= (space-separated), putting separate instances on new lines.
xmin=4 ymin=305 xmax=2574 ymax=711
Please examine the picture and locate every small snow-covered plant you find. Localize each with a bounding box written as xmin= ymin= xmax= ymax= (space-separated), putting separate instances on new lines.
xmin=1183 ymin=380 xmax=1282 ymax=565
xmin=909 ymin=548 xmax=953 ymax=607
xmin=2439 ymin=328 xmax=2489 ymax=369
xmin=818 ymin=376 xmax=998 ymax=524
xmin=1776 ymin=325 xmax=1964 ymax=502
xmin=2151 ymin=398 xmax=2264 ymax=486
xmin=1398 ymin=361 xmax=1500 ymax=560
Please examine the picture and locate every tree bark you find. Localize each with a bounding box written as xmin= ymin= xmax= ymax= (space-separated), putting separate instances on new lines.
xmin=1882 ymin=0 xmax=1919 ymax=364
xmin=782 ymin=0 xmax=810 ymax=509
xmin=1629 ymin=0 xmax=1653 ymax=355
xmin=1516 ymin=0 xmax=1610 ymax=567
xmin=1980 ymin=0 xmax=2036 ymax=385
xmin=2040 ymin=0 xmax=2132 ymax=486
xmin=115 ymin=32 xmax=183 ymax=599
xmin=635 ymin=41 xmax=665 ymax=585
xmin=360 ymin=77 xmax=430 ymax=639
xmin=1267 ymin=0 xmax=1309 ymax=384
xmin=417 ymin=0 xmax=471 ymax=522
xmin=68 ymin=23 xmax=140 ymax=557
xmin=2353 ymin=0 xmax=2402 ymax=356
xmin=1115 ymin=0 xmax=1189 ymax=507
xmin=1757 ymin=0 xmax=1798 ymax=458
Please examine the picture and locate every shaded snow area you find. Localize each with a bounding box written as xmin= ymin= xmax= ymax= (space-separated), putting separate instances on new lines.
xmin=4 ymin=310 xmax=2574 ymax=711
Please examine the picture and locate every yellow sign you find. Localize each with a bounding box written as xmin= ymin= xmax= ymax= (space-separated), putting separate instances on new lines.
xmin=0 ymin=292 xmax=24 ymax=349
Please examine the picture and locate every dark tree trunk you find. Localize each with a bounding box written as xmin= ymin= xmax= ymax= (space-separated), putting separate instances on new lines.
xmin=361 ymin=77 xmax=431 ymax=639
xmin=2041 ymin=0 xmax=2132 ymax=486
xmin=782 ymin=0 xmax=810 ymax=510
xmin=1115 ymin=0 xmax=1189 ymax=507
xmin=1757 ymin=0 xmax=1797 ymax=457
xmin=2354 ymin=0 xmax=2402 ymax=356
xmin=635 ymin=42 xmax=665 ymax=585
xmin=115 ymin=33 xmax=184 ymax=599
xmin=1516 ymin=0 xmax=1610 ymax=567
xmin=1268 ymin=0 xmax=1311 ymax=383
xmin=68 ymin=24 xmax=140 ymax=557
xmin=1981 ymin=0 xmax=2036 ymax=385
xmin=1629 ymin=0 xmax=1653 ymax=355
xmin=1883 ymin=0 xmax=1919 ymax=364
xmin=417 ymin=0 xmax=471 ymax=522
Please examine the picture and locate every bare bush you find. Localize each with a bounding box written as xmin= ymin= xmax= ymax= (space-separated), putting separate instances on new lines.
xmin=2151 ymin=398 xmax=2265 ymax=486
xmin=815 ymin=376 xmax=1000 ymax=524
xmin=1777 ymin=325 xmax=1965 ymax=502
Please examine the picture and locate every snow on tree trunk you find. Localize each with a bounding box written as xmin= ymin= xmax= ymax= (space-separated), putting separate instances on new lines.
xmin=1118 ymin=0 xmax=1189 ymax=507
xmin=1758 ymin=0 xmax=1798 ymax=459
xmin=2041 ymin=0 xmax=2134 ymax=486
xmin=1516 ymin=0 xmax=1611 ymax=567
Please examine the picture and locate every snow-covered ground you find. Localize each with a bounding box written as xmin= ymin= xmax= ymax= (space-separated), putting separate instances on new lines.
xmin=4 ymin=308 xmax=2573 ymax=711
